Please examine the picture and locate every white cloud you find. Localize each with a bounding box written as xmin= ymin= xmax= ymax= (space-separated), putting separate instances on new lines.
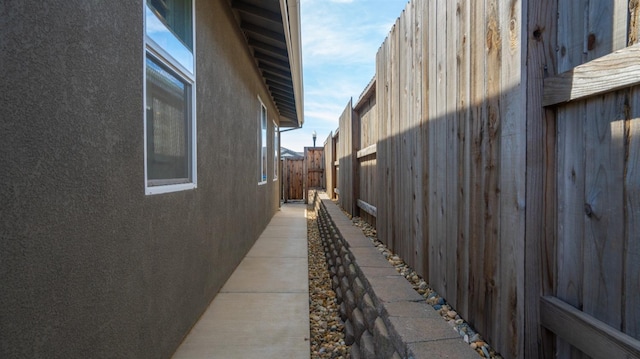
xmin=280 ymin=0 xmax=408 ymax=153
xmin=300 ymin=1 xmax=393 ymax=67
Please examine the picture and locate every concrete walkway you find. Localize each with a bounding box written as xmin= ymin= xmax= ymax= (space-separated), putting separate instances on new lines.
xmin=172 ymin=203 xmax=310 ymax=358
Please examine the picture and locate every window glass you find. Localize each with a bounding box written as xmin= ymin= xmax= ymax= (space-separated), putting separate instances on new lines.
xmin=145 ymin=0 xmax=193 ymax=73
xmin=148 ymin=0 xmax=193 ymax=49
xmin=146 ymin=57 xmax=191 ymax=183
xmin=273 ymin=121 xmax=278 ymax=180
xmin=259 ymin=104 xmax=268 ymax=183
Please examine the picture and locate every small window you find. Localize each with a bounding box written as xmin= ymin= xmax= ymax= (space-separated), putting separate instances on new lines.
xmin=258 ymin=100 xmax=267 ymax=184
xmin=273 ymin=120 xmax=278 ymax=181
xmin=144 ymin=0 xmax=196 ymax=195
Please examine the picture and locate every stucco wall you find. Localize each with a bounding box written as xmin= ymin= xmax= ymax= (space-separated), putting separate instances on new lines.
xmin=0 ymin=1 xmax=282 ymax=357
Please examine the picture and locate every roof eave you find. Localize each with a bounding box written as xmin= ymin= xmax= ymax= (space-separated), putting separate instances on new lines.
xmin=279 ymin=0 xmax=304 ymax=128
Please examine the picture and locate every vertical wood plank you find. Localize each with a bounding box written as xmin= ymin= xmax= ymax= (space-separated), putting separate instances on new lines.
xmin=420 ymin=0 xmax=430 ymax=281
xmin=625 ymin=86 xmax=640 ymax=339
xmin=335 ymin=134 xmax=340 ymax=198
xmin=387 ymin=21 xmax=396 ymax=252
xmin=524 ymin=0 xmax=558 ymax=356
xmin=586 ymin=0 xmax=628 ymax=62
xmin=390 ymin=19 xmax=400 ymax=254
xmin=427 ymin=0 xmax=439 ymax=294
xmin=556 ymin=101 xmax=587 ymax=359
xmin=467 ymin=0 xmax=488 ymax=335
xmin=413 ymin=0 xmax=425 ymax=278
xmin=283 ymin=158 xmax=288 ymax=202
xmin=325 ymin=135 xmax=329 ymax=196
xmin=557 ymin=0 xmax=588 ymax=73
xmin=630 ymin=0 xmax=640 ymax=46
xmin=484 ymin=0 xmax=502 ymax=348
xmin=456 ymin=0 xmax=471 ymax=319
xmin=444 ymin=0 xmax=459 ymax=308
xmin=556 ymin=1 xmax=589 ymax=356
xmin=331 ymin=133 xmax=339 ymax=198
xmin=582 ymin=92 xmax=625 ymax=329
xmin=383 ymin=33 xmax=392 ymax=249
xmin=375 ymin=42 xmax=383 ymax=235
xmin=376 ymin=36 xmax=391 ymax=249
xmin=498 ymin=0 xmax=524 ymax=356
xmin=398 ymin=5 xmax=409 ymax=264
xmin=353 ymin=109 xmax=361 ymax=219
xmin=338 ymin=100 xmax=354 ymax=215
xmin=428 ymin=0 xmax=447 ymax=298
xmin=303 ymin=148 xmax=308 ymax=202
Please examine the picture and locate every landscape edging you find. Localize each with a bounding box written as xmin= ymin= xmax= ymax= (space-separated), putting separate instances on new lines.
xmin=315 ymin=192 xmax=478 ymax=359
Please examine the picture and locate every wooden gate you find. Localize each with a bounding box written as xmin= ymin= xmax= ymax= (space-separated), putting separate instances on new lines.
xmin=541 ymin=32 xmax=640 ymax=359
xmin=304 ymin=147 xmax=324 ymax=203
xmin=283 ymin=157 xmax=303 ymax=201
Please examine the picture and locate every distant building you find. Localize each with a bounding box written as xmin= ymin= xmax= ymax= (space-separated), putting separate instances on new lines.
xmin=281 ymin=146 xmax=304 ymax=158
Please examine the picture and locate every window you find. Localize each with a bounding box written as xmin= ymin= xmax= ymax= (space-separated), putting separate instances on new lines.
xmin=144 ymin=0 xmax=196 ymax=195
xmin=258 ymin=100 xmax=267 ymax=184
xmin=273 ymin=120 xmax=278 ymax=181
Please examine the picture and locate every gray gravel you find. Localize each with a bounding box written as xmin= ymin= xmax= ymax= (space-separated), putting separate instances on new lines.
xmin=308 ymin=204 xmax=350 ymax=358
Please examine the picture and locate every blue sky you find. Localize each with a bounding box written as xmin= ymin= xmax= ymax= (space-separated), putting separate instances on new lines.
xmin=281 ymin=0 xmax=409 ymax=152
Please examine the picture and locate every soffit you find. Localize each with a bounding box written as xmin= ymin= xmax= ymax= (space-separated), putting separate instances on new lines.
xmin=229 ymin=0 xmax=303 ymax=128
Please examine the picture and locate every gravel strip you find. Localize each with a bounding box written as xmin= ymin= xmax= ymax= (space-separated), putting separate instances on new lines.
xmin=308 ymin=203 xmax=350 ymax=358
xmin=348 ymin=214 xmax=504 ymax=359
xmin=309 ymin=193 xmax=503 ymax=358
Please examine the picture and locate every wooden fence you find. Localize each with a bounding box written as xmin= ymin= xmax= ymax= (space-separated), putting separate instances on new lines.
xmin=303 ymin=147 xmax=324 ymax=203
xmin=323 ymin=132 xmax=337 ymax=200
xmin=282 ymin=157 xmax=303 ymax=201
xmin=324 ymin=1 xmax=640 ymax=358
xmin=282 ymin=148 xmax=325 ymax=202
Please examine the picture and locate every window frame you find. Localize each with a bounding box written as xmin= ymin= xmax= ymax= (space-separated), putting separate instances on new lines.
xmin=258 ymin=98 xmax=268 ymax=185
xmin=143 ymin=0 xmax=197 ymax=196
xmin=273 ymin=120 xmax=278 ymax=181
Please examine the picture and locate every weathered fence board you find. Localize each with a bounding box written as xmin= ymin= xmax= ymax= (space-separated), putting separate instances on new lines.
xmin=498 ymin=0 xmax=526 ymax=354
xmin=337 ymin=100 xmax=355 ymax=215
xmin=626 ymin=89 xmax=640 ymax=339
xmin=376 ymin=22 xmax=394 ymax=251
xmin=356 ymin=199 xmax=376 ymax=218
xmin=456 ymin=0 xmax=471 ymax=321
xmin=541 ymin=296 xmax=640 ymax=359
xmin=524 ymin=0 xmax=558 ymax=356
xmin=631 ymin=1 xmax=640 ymax=45
xmin=323 ymin=132 xmax=335 ymax=199
xmin=467 ymin=0 xmax=488 ymax=337
xmin=556 ymin=101 xmax=587 ymax=359
xmin=356 ymin=80 xmax=378 ymax=149
xmin=582 ymin=92 xmax=625 ymax=329
xmin=543 ymin=43 xmax=640 ymax=106
xmin=555 ymin=0 xmax=589 ymax=356
xmin=334 ymin=132 xmax=340 ymax=199
xmin=426 ymin=0 xmax=443 ymax=303
xmin=356 ymin=144 xmax=376 ymax=159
